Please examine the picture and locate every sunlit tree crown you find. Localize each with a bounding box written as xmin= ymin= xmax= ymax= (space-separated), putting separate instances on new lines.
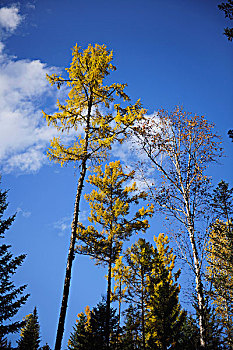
xmin=43 ymin=44 xmax=146 ymax=166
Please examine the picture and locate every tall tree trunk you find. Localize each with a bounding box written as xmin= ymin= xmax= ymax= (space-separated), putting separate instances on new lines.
xmin=54 ymin=159 xmax=87 ymax=350
xmin=106 ymin=178 xmax=113 ymax=349
xmin=54 ymin=99 xmax=92 ymax=350
xmin=106 ymin=244 xmax=112 ymax=349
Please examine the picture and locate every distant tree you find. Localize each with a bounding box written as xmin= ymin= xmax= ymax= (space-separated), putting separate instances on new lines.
xmin=134 ymin=106 xmax=222 ymax=348
xmin=218 ymin=0 xmax=233 ymax=41
xmin=76 ymin=160 xmax=153 ymax=348
xmin=43 ymin=43 xmax=146 ymax=350
xmin=68 ymin=299 xmax=119 ymax=350
xmin=211 ymin=180 xmax=233 ymax=225
xmin=17 ymin=307 xmax=40 ymax=350
xmin=40 ymin=344 xmax=51 ymax=350
xmin=0 ymin=180 xmax=29 ymax=343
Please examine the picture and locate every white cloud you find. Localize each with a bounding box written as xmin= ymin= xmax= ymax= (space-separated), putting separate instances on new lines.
xmin=0 ymin=4 xmax=80 ymax=174
xmin=0 ymin=4 xmax=58 ymax=173
xmin=0 ymin=55 xmax=60 ymax=173
xmin=16 ymin=207 xmax=31 ymax=218
xmin=0 ymin=5 xmax=22 ymax=33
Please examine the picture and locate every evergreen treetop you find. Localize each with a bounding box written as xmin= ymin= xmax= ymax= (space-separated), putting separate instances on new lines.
xmin=0 ymin=180 xmax=29 ymax=341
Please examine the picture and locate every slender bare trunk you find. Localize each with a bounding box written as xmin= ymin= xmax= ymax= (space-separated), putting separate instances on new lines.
xmin=54 ymin=159 xmax=87 ymax=350
xmin=54 ymin=99 xmax=92 ymax=350
xmin=106 ymin=252 xmax=112 ymax=349
xmin=106 ymin=179 xmax=113 ymax=349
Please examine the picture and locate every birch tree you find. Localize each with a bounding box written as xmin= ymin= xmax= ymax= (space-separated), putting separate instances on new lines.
xmin=133 ymin=106 xmax=222 ymax=348
xmin=43 ymin=43 xmax=145 ymax=350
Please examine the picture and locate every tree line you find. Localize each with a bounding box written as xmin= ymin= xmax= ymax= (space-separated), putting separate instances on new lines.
xmin=0 ymin=43 xmax=232 ymax=349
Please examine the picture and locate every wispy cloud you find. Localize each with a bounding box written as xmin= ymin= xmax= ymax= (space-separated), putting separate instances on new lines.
xmin=16 ymin=207 xmax=31 ymax=218
xmin=26 ymin=3 xmax=36 ymax=10
xmin=53 ymin=211 xmax=88 ymax=237
xmin=0 ymin=5 xmax=22 ymax=33
xmin=53 ymin=216 xmax=71 ymax=237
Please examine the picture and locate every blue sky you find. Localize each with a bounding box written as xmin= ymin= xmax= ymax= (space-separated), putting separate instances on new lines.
xmin=0 ymin=0 xmax=232 ymax=348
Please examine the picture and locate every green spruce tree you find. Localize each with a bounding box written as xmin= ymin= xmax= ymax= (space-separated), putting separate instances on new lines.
xmin=0 ymin=180 xmax=29 ymax=343
xmin=17 ymin=307 xmax=40 ymax=350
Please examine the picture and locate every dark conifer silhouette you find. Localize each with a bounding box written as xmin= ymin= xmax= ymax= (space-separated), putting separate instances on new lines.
xmin=0 ymin=180 xmax=29 ymax=343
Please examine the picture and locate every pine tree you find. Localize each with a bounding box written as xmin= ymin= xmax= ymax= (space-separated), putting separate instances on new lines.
xmin=0 ymin=180 xmax=29 ymax=342
xmin=76 ymin=160 xmax=153 ymax=348
xmin=43 ymin=43 xmax=146 ymax=350
xmin=17 ymin=307 xmax=40 ymax=350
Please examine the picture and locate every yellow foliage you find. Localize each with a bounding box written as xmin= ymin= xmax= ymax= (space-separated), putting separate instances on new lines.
xmin=206 ymin=220 xmax=233 ymax=334
xmin=76 ymin=160 xmax=153 ymax=266
xmin=43 ymin=44 xmax=146 ymax=167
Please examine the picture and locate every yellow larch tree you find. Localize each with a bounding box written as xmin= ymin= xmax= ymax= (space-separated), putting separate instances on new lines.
xmin=146 ymin=234 xmax=185 ymax=350
xmin=112 ymin=238 xmax=154 ymax=350
xmin=207 ymin=220 xmax=233 ymax=348
xmin=207 ymin=180 xmax=233 ymax=348
xmin=43 ymin=44 xmax=146 ymax=350
xmin=112 ymin=234 xmax=184 ymax=350
xmin=76 ymin=160 xmax=153 ymax=349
